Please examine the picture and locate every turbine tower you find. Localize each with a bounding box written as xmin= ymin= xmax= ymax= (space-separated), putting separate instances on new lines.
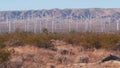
xmin=76 ymin=19 xmax=79 ymax=32
xmin=88 ymin=14 xmax=91 ymax=32
xmin=7 ymin=17 xmax=11 ymax=33
xmin=39 ymin=18 xmax=42 ymax=33
xmin=52 ymin=13 xmax=54 ymax=33
xmin=76 ymin=14 xmax=79 ymax=32
xmin=45 ymin=18 xmax=47 ymax=29
xmin=33 ymin=15 xmax=37 ymax=33
xmin=117 ymin=19 xmax=119 ymax=31
xmin=68 ymin=16 xmax=71 ymax=32
xmin=24 ymin=16 xmax=27 ymax=32
xmin=26 ymin=17 xmax=29 ymax=32
xmin=85 ymin=17 xmax=88 ymax=32
xmin=108 ymin=17 xmax=111 ymax=32
xmin=80 ymin=16 xmax=84 ymax=32
xmin=100 ymin=18 xmax=104 ymax=32
xmin=14 ymin=18 xmax=16 ymax=32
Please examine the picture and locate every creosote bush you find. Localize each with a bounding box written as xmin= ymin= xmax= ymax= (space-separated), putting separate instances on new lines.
xmin=0 ymin=30 xmax=120 ymax=50
xmin=0 ymin=50 xmax=11 ymax=63
xmin=0 ymin=43 xmax=6 ymax=49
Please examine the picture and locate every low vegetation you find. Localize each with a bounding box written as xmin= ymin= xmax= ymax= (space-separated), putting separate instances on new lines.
xmin=0 ymin=31 xmax=120 ymax=50
xmin=0 ymin=50 xmax=10 ymax=63
xmin=0 ymin=30 xmax=120 ymax=63
xmin=0 ymin=30 xmax=120 ymax=68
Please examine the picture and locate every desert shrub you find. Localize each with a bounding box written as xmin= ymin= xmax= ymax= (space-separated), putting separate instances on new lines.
xmin=0 ymin=43 xmax=6 ymax=49
xmin=56 ymin=55 xmax=70 ymax=64
xmin=0 ymin=30 xmax=120 ymax=50
xmin=113 ymin=43 xmax=120 ymax=51
xmin=63 ymin=33 xmax=81 ymax=45
xmin=22 ymin=33 xmax=52 ymax=48
xmin=80 ymin=33 xmax=100 ymax=49
xmin=99 ymin=34 xmax=119 ymax=50
xmin=75 ymin=55 xmax=89 ymax=63
xmin=6 ymin=31 xmax=29 ymax=46
xmin=0 ymin=39 xmax=5 ymax=49
xmin=34 ymin=34 xmax=52 ymax=48
xmin=42 ymin=28 xmax=49 ymax=34
xmin=0 ymin=50 xmax=11 ymax=63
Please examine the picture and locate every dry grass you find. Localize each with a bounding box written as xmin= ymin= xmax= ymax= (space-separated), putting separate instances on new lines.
xmin=3 ymin=40 xmax=120 ymax=68
xmin=0 ymin=31 xmax=120 ymax=67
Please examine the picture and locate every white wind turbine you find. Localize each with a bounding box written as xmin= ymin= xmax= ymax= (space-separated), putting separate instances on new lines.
xmin=26 ymin=17 xmax=30 ymax=32
xmin=85 ymin=17 xmax=88 ymax=32
xmin=88 ymin=14 xmax=91 ymax=32
xmin=100 ymin=18 xmax=104 ymax=32
xmin=13 ymin=18 xmax=16 ymax=32
xmin=76 ymin=14 xmax=79 ymax=32
xmin=24 ymin=19 xmax=27 ymax=32
xmin=80 ymin=16 xmax=84 ymax=32
xmin=39 ymin=18 xmax=42 ymax=33
xmin=117 ymin=19 xmax=119 ymax=31
xmin=7 ymin=17 xmax=11 ymax=33
xmin=52 ymin=12 xmax=55 ymax=33
xmin=33 ymin=15 xmax=37 ymax=33
xmin=68 ymin=16 xmax=71 ymax=32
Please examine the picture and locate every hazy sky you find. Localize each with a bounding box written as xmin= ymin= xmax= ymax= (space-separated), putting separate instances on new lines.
xmin=0 ymin=0 xmax=120 ymax=11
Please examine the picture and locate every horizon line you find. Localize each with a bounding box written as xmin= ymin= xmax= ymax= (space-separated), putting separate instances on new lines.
xmin=0 ymin=8 xmax=120 ymax=11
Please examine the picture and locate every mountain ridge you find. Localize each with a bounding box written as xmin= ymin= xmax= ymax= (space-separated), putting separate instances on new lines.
xmin=0 ymin=8 xmax=120 ymax=22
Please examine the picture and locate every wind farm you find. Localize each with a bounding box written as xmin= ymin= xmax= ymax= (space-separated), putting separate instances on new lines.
xmin=0 ymin=0 xmax=120 ymax=68
xmin=0 ymin=9 xmax=119 ymax=33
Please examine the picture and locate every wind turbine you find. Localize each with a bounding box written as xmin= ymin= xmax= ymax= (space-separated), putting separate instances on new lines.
xmin=25 ymin=19 xmax=27 ymax=32
xmin=85 ymin=17 xmax=89 ymax=32
xmin=24 ymin=16 xmax=27 ymax=32
xmin=88 ymin=14 xmax=91 ymax=32
xmin=52 ymin=12 xmax=55 ymax=33
xmin=117 ymin=19 xmax=119 ymax=31
xmin=68 ymin=16 xmax=71 ymax=32
xmin=80 ymin=16 xmax=84 ymax=32
xmin=26 ymin=17 xmax=30 ymax=32
xmin=54 ymin=18 xmax=57 ymax=32
xmin=44 ymin=16 xmax=49 ymax=31
xmin=58 ymin=17 xmax=62 ymax=32
xmin=13 ymin=18 xmax=16 ymax=32
xmin=103 ymin=18 xmax=105 ymax=33
xmin=33 ymin=15 xmax=37 ymax=33
xmin=76 ymin=14 xmax=79 ymax=32
xmin=7 ymin=17 xmax=11 ymax=33
xmin=100 ymin=17 xmax=103 ymax=32
xmin=39 ymin=18 xmax=41 ymax=33
xmin=20 ymin=16 xmax=24 ymax=32
xmin=45 ymin=17 xmax=47 ymax=30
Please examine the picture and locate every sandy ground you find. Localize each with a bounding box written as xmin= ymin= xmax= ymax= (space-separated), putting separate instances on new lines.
xmin=2 ymin=40 xmax=120 ymax=68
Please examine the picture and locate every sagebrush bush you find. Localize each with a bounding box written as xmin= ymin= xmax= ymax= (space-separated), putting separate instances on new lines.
xmin=0 ymin=30 xmax=120 ymax=50
xmin=0 ymin=39 xmax=5 ymax=49
xmin=0 ymin=43 xmax=6 ymax=49
xmin=0 ymin=50 xmax=11 ymax=63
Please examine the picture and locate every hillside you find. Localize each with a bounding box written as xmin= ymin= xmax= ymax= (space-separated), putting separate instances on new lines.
xmin=0 ymin=8 xmax=120 ymax=22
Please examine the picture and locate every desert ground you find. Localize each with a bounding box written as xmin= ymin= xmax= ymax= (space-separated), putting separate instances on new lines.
xmin=0 ymin=40 xmax=120 ymax=68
